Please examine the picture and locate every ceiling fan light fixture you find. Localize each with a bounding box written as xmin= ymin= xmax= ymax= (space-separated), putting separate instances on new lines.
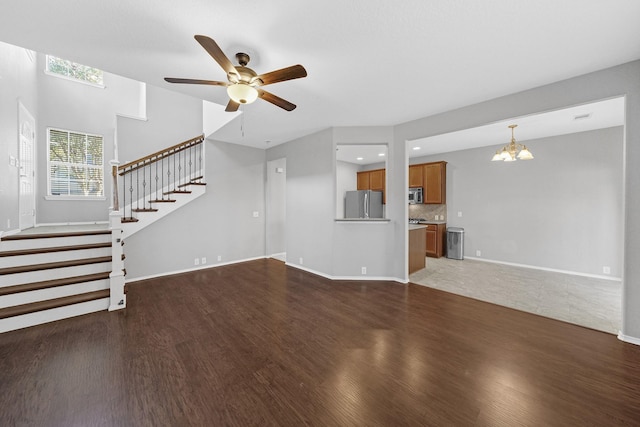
xmin=227 ymin=82 xmax=258 ymax=105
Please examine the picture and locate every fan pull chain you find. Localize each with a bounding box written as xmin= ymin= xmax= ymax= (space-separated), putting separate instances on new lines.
xmin=241 ymin=108 xmax=245 ymax=138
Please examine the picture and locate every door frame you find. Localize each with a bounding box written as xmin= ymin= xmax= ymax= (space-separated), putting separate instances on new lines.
xmin=18 ymin=100 xmax=36 ymax=230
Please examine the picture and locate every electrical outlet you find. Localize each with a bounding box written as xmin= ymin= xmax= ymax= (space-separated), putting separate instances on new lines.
xmin=6 ymin=219 xmax=10 ymax=228
xmin=252 ymin=211 xmax=259 ymax=218
xmin=217 ymin=255 xmax=222 ymax=262
xmin=476 ymin=250 xmax=481 ymax=257
xmin=201 ymin=257 xmax=207 ymax=264
xmin=603 ymin=266 xmax=611 ymax=274
xmin=361 ymin=267 xmax=367 ymax=275
xmin=435 ymin=215 xmax=438 ymax=220
xmin=194 ymin=258 xmax=200 ymax=266
xmin=299 ymin=257 xmax=303 ymax=265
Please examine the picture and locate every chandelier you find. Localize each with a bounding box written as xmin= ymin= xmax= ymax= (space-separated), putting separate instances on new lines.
xmin=491 ymin=124 xmax=534 ymax=162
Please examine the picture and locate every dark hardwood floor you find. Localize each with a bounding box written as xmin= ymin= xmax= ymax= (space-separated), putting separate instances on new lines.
xmin=1 ymin=258 xmax=639 ymax=426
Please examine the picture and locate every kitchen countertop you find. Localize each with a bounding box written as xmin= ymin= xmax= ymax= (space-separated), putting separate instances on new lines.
xmin=417 ymin=220 xmax=447 ymax=225
xmin=409 ymin=224 xmax=427 ymax=230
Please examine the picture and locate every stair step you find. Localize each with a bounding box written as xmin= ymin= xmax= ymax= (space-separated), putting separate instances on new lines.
xmin=177 ymin=182 xmax=207 ymax=188
xmin=0 ymin=272 xmax=111 ymax=296
xmin=1 ymin=229 xmax=111 ymax=241
xmin=0 ymin=242 xmax=110 ymax=258
xmin=0 ymin=256 xmax=112 ymax=276
xmin=0 ymin=289 xmax=110 ymax=319
xmin=148 ymin=199 xmax=176 ymax=203
xmin=163 ymin=190 xmax=192 ymax=195
xmin=121 ymin=217 xmax=139 ymax=223
xmin=131 ymin=208 xmax=159 ymax=212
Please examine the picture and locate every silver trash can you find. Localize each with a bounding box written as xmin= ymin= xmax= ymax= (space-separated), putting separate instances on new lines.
xmin=446 ymin=227 xmax=464 ymax=260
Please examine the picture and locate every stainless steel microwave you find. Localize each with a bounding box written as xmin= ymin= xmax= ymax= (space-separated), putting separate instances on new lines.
xmin=408 ymin=187 xmax=423 ymax=204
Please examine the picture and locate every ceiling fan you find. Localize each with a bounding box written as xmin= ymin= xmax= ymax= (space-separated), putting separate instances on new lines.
xmin=164 ymin=35 xmax=307 ymax=112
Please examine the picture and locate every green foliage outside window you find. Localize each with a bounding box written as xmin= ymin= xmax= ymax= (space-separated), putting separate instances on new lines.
xmin=46 ymin=55 xmax=103 ymax=85
xmin=48 ymin=128 xmax=104 ymax=197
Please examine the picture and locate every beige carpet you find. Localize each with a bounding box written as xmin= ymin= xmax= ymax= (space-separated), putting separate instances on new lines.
xmin=410 ymin=257 xmax=621 ymax=334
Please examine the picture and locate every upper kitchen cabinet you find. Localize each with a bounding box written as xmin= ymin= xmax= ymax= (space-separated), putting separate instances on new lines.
xmin=423 ymin=161 xmax=446 ymax=204
xmin=409 ymin=165 xmax=423 ymax=188
xmin=357 ymin=169 xmax=386 ymax=203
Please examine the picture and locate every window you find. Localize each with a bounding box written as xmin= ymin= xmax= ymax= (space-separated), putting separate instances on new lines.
xmin=48 ymin=128 xmax=104 ymax=198
xmin=46 ymin=55 xmax=104 ymax=86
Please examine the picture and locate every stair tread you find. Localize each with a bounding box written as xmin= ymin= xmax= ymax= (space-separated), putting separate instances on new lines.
xmin=131 ymin=208 xmax=159 ymax=212
xmin=0 ymin=242 xmax=111 ymax=258
xmin=0 ymin=256 xmax=112 ymax=276
xmin=1 ymin=229 xmax=111 ymax=241
xmin=0 ymin=272 xmax=111 ymax=296
xmin=163 ymin=190 xmax=192 ymax=194
xmin=121 ymin=217 xmax=139 ymax=223
xmin=148 ymin=199 xmax=176 ymax=203
xmin=177 ymin=182 xmax=207 ymax=188
xmin=0 ymin=289 xmax=110 ymax=319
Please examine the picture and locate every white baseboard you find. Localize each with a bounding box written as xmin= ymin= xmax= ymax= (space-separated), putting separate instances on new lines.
xmin=618 ymin=332 xmax=640 ymax=346
xmin=464 ymin=256 xmax=622 ymax=282
xmin=125 ymin=255 xmax=268 ymax=283
xmin=285 ymin=262 xmax=405 ymax=284
xmin=0 ymin=228 xmax=21 ymax=239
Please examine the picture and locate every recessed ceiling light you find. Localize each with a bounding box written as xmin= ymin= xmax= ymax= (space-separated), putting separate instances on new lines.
xmin=412 ymin=147 xmax=421 ymax=150
xmin=574 ymin=113 xmax=591 ymax=120
xmin=378 ymin=153 xmax=385 ymax=157
xmin=356 ymin=157 xmax=364 ymax=161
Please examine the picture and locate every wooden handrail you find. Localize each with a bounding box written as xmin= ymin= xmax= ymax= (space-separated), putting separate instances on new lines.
xmin=118 ymin=134 xmax=204 ymax=174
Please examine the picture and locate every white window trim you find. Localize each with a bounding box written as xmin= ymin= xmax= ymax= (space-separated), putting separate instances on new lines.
xmin=47 ymin=127 xmax=105 ymax=200
xmin=44 ymin=55 xmax=105 ymax=89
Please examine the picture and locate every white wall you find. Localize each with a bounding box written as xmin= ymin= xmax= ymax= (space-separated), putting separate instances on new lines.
xmin=0 ymin=42 xmax=38 ymax=235
xmin=266 ymin=126 xmax=400 ymax=279
xmin=266 ymin=157 xmax=286 ymax=257
xmin=412 ymin=127 xmax=624 ymax=277
xmin=36 ymin=53 xmax=146 ymax=224
xmin=124 ymin=138 xmax=266 ymax=280
xmin=266 ymin=128 xmax=335 ymax=275
xmin=335 ymin=160 xmax=358 ymax=218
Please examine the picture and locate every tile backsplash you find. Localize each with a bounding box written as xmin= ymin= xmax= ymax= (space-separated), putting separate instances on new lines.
xmin=409 ymin=204 xmax=447 ymax=221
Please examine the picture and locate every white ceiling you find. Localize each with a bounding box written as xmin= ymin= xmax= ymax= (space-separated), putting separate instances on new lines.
xmin=1 ymin=1 xmax=639 ymax=149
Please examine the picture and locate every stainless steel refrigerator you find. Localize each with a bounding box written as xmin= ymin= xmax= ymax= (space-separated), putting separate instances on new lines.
xmin=345 ymin=190 xmax=383 ymax=219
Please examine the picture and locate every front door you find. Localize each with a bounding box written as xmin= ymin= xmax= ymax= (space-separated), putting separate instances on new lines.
xmin=18 ymin=101 xmax=36 ymax=230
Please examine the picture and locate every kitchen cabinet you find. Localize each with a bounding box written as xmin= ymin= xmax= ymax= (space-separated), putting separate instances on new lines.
xmin=423 ymin=161 xmax=446 ymax=204
xmin=409 ymin=165 xmax=423 ymax=188
xmin=425 ymin=223 xmax=446 ymax=258
xmin=357 ymin=169 xmax=386 ymax=203
xmin=409 ymin=226 xmax=426 ymax=273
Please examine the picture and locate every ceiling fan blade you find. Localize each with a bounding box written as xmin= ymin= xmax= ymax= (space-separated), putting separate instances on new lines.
xmin=164 ymin=77 xmax=228 ymax=86
xmin=225 ymin=100 xmax=240 ymax=112
xmin=257 ymin=89 xmax=296 ymax=111
xmin=255 ymin=64 xmax=307 ymax=86
xmin=194 ymin=35 xmax=238 ymax=77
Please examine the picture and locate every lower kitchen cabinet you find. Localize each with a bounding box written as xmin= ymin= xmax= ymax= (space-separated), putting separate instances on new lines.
xmin=409 ymin=226 xmax=426 ymax=273
xmin=425 ymin=223 xmax=446 ymax=258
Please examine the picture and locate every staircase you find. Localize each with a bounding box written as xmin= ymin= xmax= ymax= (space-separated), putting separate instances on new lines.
xmin=0 ymin=134 xmax=206 ymax=333
xmin=0 ymin=227 xmax=117 ymax=333
xmin=116 ymin=134 xmax=206 ymax=238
